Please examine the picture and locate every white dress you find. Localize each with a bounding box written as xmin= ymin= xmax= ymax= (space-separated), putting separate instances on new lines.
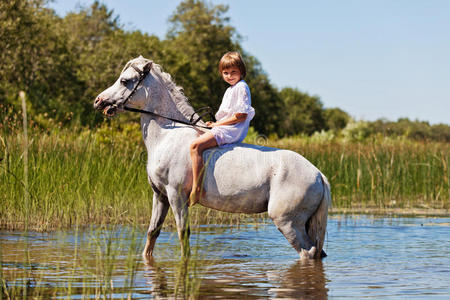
xmin=211 ymin=80 xmax=255 ymax=146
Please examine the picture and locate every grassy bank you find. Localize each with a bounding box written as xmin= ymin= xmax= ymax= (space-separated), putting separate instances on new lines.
xmin=268 ymin=136 xmax=449 ymax=209
xmin=0 ymin=123 xmax=265 ymax=230
xmin=1 ymin=123 xmax=448 ymax=230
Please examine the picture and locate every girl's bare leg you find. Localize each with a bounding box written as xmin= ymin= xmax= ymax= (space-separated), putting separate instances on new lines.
xmin=189 ymin=132 xmax=217 ymax=206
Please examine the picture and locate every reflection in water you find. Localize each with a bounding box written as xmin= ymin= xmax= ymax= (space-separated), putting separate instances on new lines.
xmin=267 ymin=260 xmax=328 ymax=299
xmin=1 ymin=216 xmax=450 ymax=299
xmin=144 ymin=258 xmax=328 ymax=299
xmin=143 ymin=258 xmax=171 ymax=298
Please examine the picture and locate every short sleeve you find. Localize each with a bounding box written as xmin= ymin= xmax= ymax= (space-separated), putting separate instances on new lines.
xmin=232 ymin=82 xmax=253 ymax=115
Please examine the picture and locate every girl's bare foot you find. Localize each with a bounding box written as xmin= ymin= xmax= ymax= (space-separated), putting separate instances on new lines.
xmin=189 ymin=186 xmax=203 ymax=206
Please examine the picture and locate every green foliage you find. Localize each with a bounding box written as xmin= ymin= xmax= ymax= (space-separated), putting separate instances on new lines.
xmin=279 ymin=87 xmax=326 ymax=136
xmin=429 ymin=123 xmax=450 ymax=142
xmin=270 ymin=137 xmax=449 ymax=209
xmin=368 ymin=118 xmax=450 ymax=142
xmin=0 ymin=0 xmax=447 ymax=141
xmin=0 ymin=0 xmax=82 ymax=122
xmin=245 ymin=57 xmax=285 ymax=135
xmin=341 ymin=120 xmax=373 ymax=142
xmin=59 ymin=2 xmax=166 ymax=126
xmin=324 ymin=107 xmax=350 ymax=132
xmin=0 ymin=121 xmax=265 ymax=230
xmin=2 ymin=125 xmax=447 ymax=230
xmin=164 ymin=0 xmax=238 ymax=113
xmin=162 ymin=1 xmax=283 ymax=135
xmin=310 ymin=130 xmax=336 ymax=143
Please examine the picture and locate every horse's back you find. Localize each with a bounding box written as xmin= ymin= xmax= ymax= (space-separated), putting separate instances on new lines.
xmin=201 ymin=143 xmax=322 ymax=213
xmin=203 ymin=143 xmax=320 ymax=182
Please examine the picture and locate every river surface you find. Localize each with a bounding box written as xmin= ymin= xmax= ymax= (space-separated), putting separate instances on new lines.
xmin=1 ymin=215 xmax=449 ymax=299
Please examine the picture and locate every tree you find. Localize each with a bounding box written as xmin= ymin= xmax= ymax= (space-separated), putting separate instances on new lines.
xmin=244 ymin=55 xmax=284 ymax=135
xmin=164 ymin=0 xmax=238 ymax=112
xmin=324 ymin=108 xmax=350 ymax=132
xmin=1 ymin=0 xmax=376 ymax=137
xmin=430 ymin=123 xmax=450 ymax=142
xmin=279 ymin=87 xmax=326 ymax=135
xmin=59 ymin=2 xmax=163 ymax=124
xmin=366 ymin=118 xmax=450 ymax=142
xmin=165 ymin=0 xmax=284 ymax=134
xmin=0 ymin=0 xmax=81 ymax=123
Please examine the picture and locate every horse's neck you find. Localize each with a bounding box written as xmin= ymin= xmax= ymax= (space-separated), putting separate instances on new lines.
xmin=141 ymin=76 xmax=193 ymax=150
xmin=141 ymin=116 xmax=164 ymax=149
xmin=145 ymin=75 xmax=189 ymax=124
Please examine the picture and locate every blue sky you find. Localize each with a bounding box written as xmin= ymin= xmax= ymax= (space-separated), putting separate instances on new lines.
xmin=49 ymin=0 xmax=450 ymax=125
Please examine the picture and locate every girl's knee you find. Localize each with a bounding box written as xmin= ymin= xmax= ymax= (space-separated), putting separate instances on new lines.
xmin=190 ymin=134 xmax=215 ymax=155
xmin=190 ymin=141 xmax=201 ymax=154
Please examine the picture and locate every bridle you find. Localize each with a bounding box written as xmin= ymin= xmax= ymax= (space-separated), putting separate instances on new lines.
xmin=113 ymin=64 xmax=213 ymax=130
xmin=121 ymin=64 xmax=150 ymax=108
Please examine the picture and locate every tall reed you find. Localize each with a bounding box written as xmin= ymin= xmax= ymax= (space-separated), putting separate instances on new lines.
xmin=270 ymin=136 xmax=449 ymax=209
xmin=0 ymin=117 xmax=264 ymax=230
xmin=1 ymin=113 xmax=448 ymax=230
xmin=1 ymin=120 xmax=151 ymax=230
xmin=19 ymin=92 xmax=30 ymax=230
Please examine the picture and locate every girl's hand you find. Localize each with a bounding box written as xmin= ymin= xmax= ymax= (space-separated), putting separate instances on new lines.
xmin=206 ymin=121 xmax=216 ymax=128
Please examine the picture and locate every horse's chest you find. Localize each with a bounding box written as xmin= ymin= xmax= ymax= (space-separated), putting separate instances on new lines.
xmin=146 ymin=152 xmax=189 ymax=191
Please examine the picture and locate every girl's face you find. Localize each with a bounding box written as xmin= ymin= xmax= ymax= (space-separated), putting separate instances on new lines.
xmin=221 ymin=67 xmax=241 ymax=86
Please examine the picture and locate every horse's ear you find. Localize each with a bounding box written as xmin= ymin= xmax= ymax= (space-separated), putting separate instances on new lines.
xmin=138 ymin=55 xmax=144 ymax=59
xmin=121 ymin=61 xmax=131 ymax=74
xmin=143 ymin=61 xmax=153 ymax=73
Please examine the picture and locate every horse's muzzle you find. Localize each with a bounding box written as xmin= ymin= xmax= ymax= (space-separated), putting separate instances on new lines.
xmin=94 ymin=96 xmax=106 ymax=110
xmin=103 ymin=105 xmax=117 ymax=117
xmin=94 ymin=96 xmax=119 ymax=117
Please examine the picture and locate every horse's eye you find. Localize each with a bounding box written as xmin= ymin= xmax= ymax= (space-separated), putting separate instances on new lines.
xmin=120 ymin=78 xmax=129 ymax=86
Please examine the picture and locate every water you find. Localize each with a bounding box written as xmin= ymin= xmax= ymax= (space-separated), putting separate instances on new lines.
xmin=1 ymin=215 xmax=449 ymax=299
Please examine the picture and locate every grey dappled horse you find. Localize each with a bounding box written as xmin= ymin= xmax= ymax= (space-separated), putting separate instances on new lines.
xmin=94 ymin=56 xmax=331 ymax=260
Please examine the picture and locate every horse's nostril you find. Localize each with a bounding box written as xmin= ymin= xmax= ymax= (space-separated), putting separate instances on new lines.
xmin=94 ymin=97 xmax=103 ymax=108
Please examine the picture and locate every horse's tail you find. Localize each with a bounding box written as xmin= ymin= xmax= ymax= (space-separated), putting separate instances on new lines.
xmin=307 ymin=173 xmax=331 ymax=259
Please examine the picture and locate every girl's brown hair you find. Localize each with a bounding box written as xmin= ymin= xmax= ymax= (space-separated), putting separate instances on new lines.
xmin=219 ymin=51 xmax=246 ymax=78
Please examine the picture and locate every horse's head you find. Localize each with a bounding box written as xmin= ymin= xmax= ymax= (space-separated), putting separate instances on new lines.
xmin=94 ymin=56 xmax=153 ymax=117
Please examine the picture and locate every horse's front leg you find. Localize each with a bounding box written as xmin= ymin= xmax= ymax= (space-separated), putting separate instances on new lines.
xmin=143 ymin=189 xmax=169 ymax=262
xmin=167 ymin=187 xmax=190 ymax=258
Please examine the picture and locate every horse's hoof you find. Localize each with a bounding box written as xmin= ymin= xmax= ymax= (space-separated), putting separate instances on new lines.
xmin=142 ymin=253 xmax=155 ymax=265
xmin=300 ymin=247 xmax=317 ymax=260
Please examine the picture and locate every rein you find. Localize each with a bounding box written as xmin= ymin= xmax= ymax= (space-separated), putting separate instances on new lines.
xmin=118 ymin=64 xmax=213 ymax=130
xmin=124 ymin=106 xmax=212 ymax=130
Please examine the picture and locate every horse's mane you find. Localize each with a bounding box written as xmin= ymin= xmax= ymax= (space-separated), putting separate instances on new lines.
xmin=152 ymin=63 xmax=205 ymax=125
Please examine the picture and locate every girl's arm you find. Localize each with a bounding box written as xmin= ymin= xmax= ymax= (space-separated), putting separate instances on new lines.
xmin=207 ymin=113 xmax=247 ymax=127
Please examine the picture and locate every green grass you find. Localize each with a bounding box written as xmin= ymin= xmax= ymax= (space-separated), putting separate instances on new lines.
xmin=1 ymin=125 xmax=150 ymax=230
xmin=269 ymin=136 xmax=449 ymax=209
xmin=1 ymin=121 xmax=448 ymax=230
xmin=0 ymin=122 xmax=265 ymax=230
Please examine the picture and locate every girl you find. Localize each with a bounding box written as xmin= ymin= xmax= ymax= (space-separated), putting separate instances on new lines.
xmin=189 ymin=51 xmax=255 ymax=206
